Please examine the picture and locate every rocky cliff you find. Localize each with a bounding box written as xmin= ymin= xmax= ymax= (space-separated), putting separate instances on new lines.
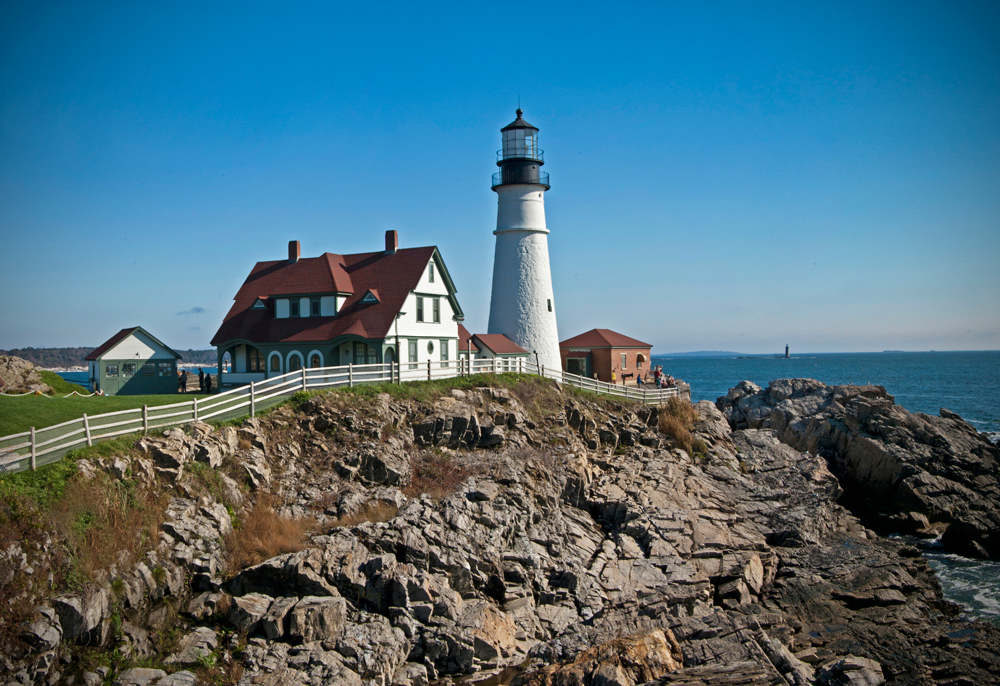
xmin=717 ymin=379 xmax=1000 ymax=560
xmin=3 ymin=377 xmax=999 ymax=686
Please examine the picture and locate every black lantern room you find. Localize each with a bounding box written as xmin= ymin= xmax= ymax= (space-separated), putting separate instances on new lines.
xmin=492 ymin=109 xmax=550 ymax=190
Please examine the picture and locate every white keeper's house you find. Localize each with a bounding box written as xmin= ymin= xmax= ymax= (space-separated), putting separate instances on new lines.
xmin=211 ymin=232 xmax=465 ymax=388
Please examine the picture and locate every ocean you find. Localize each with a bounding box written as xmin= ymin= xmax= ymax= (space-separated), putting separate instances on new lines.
xmin=651 ymin=351 xmax=1000 ymax=439
xmin=57 ymin=350 xmax=1000 ymax=624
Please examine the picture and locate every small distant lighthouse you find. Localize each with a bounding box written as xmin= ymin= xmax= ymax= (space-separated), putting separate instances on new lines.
xmin=785 ymin=344 xmax=790 ymax=359
xmin=487 ymin=109 xmax=561 ymax=370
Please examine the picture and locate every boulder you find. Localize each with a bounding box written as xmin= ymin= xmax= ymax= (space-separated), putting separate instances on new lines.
xmin=19 ymin=606 xmax=62 ymax=652
xmin=229 ymin=593 xmax=273 ymax=634
xmin=288 ymin=596 xmax=348 ymax=643
xmin=52 ymin=589 xmax=109 ymax=641
xmin=336 ymin=612 xmax=409 ymax=683
xmin=0 ymin=356 xmax=52 ymax=394
xmin=111 ymin=668 xmax=168 ymax=686
xmin=165 ymin=627 xmax=218 ymax=666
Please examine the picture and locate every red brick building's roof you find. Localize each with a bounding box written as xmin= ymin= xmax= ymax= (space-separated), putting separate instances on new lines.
xmin=86 ymin=327 xmax=182 ymax=361
xmin=456 ymin=324 xmax=527 ymax=356
xmin=473 ymin=334 xmax=528 ymax=355
xmin=560 ymin=328 xmax=652 ymax=349
xmin=212 ymin=245 xmax=460 ymax=346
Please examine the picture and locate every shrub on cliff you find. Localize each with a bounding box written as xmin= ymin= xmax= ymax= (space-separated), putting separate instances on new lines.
xmin=658 ymin=397 xmax=707 ymax=456
xmin=224 ymin=495 xmax=314 ymax=574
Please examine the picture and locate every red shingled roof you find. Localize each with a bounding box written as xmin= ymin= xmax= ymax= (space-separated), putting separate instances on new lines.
xmin=456 ymin=324 xmax=527 ymax=356
xmin=473 ymin=334 xmax=528 ymax=355
xmin=458 ymin=323 xmax=477 ymax=352
xmin=560 ymin=329 xmax=652 ymax=349
xmin=211 ymin=247 xmax=442 ymax=346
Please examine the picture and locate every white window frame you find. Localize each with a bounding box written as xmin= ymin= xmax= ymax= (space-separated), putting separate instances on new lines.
xmin=267 ymin=352 xmax=283 ymax=376
xmin=416 ymin=296 xmax=424 ymax=322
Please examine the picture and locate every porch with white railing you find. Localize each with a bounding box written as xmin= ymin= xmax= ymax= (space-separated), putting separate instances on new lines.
xmin=0 ymin=358 xmax=686 ymax=474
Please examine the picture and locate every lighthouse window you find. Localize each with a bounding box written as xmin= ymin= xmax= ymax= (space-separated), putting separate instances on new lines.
xmin=416 ymin=297 xmax=424 ymax=322
xmin=547 ymin=299 xmax=552 ymax=312
xmin=432 ymin=297 xmax=440 ymax=323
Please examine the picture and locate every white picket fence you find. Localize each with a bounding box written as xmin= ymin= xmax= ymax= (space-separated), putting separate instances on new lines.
xmin=0 ymin=358 xmax=683 ymax=474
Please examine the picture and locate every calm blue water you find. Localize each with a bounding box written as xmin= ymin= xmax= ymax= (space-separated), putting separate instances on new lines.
xmin=652 ymin=351 xmax=1000 ymax=438
xmin=56 ymin=367 xmax=219 ymax=388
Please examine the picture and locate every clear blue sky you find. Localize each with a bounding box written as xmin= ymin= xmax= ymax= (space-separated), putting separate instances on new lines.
xmin=1 ymin=1 xmax=997 ymax=354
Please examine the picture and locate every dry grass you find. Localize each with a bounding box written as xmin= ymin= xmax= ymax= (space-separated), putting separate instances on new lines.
xmin=658 ymin=397 xmax=708 ymax=456
xmin=51 ymin=472 xmax=167 ymax=582
xmin=329 ymin=501 xmax=399 ymax=528
xmin=0 ymin=493 xmax=53 ymax=647
xmin=224 ymin=496 xmax=315 ymax=574
xmin=404 ymin=451 xmax=478 ymax=500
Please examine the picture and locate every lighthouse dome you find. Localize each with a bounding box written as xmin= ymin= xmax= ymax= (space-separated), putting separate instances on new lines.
xmin=499 ymin=109 xmax=542 ymax=162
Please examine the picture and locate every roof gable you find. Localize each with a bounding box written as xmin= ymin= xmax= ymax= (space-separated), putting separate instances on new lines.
xmin=473 ymin=334 xmax=528 ymax=355
xmin=86 ymin=326 xmax=183 ymax=361
xmin=212 ymin=245 xmax=458 ymax=346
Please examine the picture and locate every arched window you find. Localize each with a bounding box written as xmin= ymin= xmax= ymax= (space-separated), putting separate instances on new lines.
xmin=288 ymin=353 xmax=303 ymax=373
xmin=384 ymin=348 xmax=395 ymax=365
xmin=637 ymin=354 xmax=646 ymax=370
xmin=221 ymin=350 xmax=233 ymax=373
xmin=309 ymin=352 xmax=322 ymax=368
xmin=268 ymin=353 xmax=282 ymax=374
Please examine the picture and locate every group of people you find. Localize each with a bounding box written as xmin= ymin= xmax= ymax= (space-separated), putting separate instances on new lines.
xmin=648 ymin=365 xmax=676 ymax=388
xmin=177 ymin=368 xmax=213 ymax=394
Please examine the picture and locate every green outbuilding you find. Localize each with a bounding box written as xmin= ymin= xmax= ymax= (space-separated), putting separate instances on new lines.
xmin=85 ymin=326 xmax=182 ymax=395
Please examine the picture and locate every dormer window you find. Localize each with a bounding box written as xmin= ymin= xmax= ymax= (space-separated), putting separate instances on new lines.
xmin=361 ymin=289 xmax=379 ymax=304
xmin=311 ymin=298 xmax=320 ymax=316
xmin=290 ymin=300 xmax=300 ymax=317
xmin=252 ymin=298 xmax=266 ymax=309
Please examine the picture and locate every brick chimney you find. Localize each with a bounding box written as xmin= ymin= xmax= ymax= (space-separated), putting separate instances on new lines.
xmin=385 ymin=230 xmax=398 ymax=254
xmin=288 ymin=240 xmax=300 ymax=263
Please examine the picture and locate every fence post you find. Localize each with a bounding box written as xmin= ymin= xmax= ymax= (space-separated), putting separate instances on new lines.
xmin=30 ymin=427 xmax=36 ymax=472
xmin=427 ymin=359 xmax=431 ymax=381
xmin=349 ymin=364 xmax=354 ymax=388
xmin=193 ymin=398 xmax=198 ymax=422
xmin=250 ymin=382 xmax=256 ymax=417
xmin=302 ymin=367 xmax=307 ymax=392
xmin=143 ymin=405 xmax=148 ymax=433
xmin=84 ymin=414 xmax=92 ymax=447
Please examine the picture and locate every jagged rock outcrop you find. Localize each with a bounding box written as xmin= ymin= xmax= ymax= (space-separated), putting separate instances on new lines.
xmin=0 ymin=356 xmax=53 ymax=394
xmin=4 ymin=381 xmax=1000 ymax=685
xmin=717 ymin=378 xmax=1000 ymax=559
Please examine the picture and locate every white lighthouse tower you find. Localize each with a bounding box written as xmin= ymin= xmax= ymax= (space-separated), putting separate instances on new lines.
xmin=487 ymin=109 xmax=561 ymax=370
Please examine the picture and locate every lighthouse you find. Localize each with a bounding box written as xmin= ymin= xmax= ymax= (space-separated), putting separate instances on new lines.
xmin=487 ymin=109 xmax=561 ymax=371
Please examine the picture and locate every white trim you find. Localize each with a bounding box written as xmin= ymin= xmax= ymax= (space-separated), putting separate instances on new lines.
xmin=307 ymin=350 xmax=324 ymax=368
xmin=267 ymin=351 xmax=283 ymax=377
xmin=287 ymin=351 xmax=304 ymax=372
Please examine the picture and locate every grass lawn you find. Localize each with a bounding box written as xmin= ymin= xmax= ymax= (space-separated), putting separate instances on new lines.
xmin=0 ymin=392 xmax=210 ymax=437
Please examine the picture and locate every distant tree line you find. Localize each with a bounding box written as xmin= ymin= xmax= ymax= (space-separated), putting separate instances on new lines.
xmin=0 ymin=347 xmax=218 ymax=368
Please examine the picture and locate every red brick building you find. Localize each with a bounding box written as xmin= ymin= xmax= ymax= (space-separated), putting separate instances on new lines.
xmin=559 ymin=329 xmax=653 ymax=383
